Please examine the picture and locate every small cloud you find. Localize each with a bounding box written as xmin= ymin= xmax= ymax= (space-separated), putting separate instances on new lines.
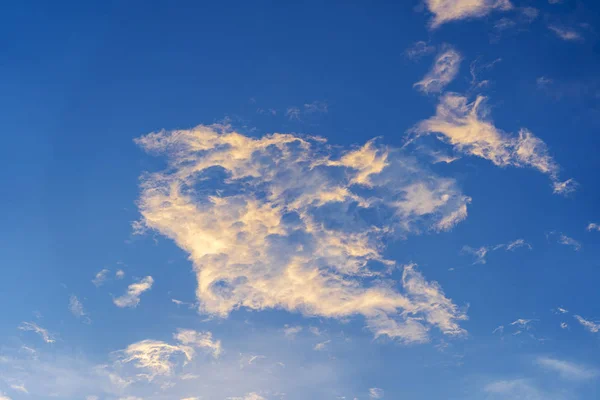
xmin=92 ymin=269 xmax=110 ymax=287
xmin=303 ymin=100 xmax=328 ymax=114
xmin=553 ymin=307 xmax=569 ymax=314
xmin=414 ymin=48 xmax=462 ymax=94
xmin=425 ymin=0 xmax=513 ymax=28
xmin=369 ymin=387 xmax=384 ymax=399
xmin=537 ymin=76 xmax=554 ymax=89
xmin=552 ymin=178 xmax=577 ymax=195
xmin=283 ymin=325 xmax=303 ymax=339
xmin=587 ymin=223 xmax=600 ymax=232
xmin=285 ymin=106 xmax=301 ymax=120
xmin=548 ymin=25 xmax=583 ymax=41
xmin=313 ymin=340 xmax=330 ymax=351
xmin=18 ymin=322 xmax=55 ymax=344
xmin=69 ymin=295 xmax=91 ymax=323
xmin=462 ymin=246 xmax=489 ymax=264
xmin=405 ymin=41 xmax=435 ymax=61
xmin=574 ymin=315 xmax=600 ymax=333
xmin=9 ymin=384 xmax=27 ymax=394
xmin=113 ymin=276 xmax=154 ymax=308
xmin=560 ymin=322 xmax=568 ymax=329
xmin=492 ymin=325 xmax=504 ymax=334
xmin=557 ymin=233 xmax=582 ymax=251
xmin=116 ymin=270 xmax=125 ymax=279
xmin=506 ymin=239 xmax=532 ymax=251
xmin=536 ymin=356 xmax=599 ymax=381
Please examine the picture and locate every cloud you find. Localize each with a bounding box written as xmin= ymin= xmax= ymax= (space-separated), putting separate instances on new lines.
xmin=425 ymin=0 xmax=513 ymax=28
xmin=405 ymin=41 xmax=436 ymax=61
xmin=483 ymin=379 xmax=546 ymax=399
xmin=313 ymin=340 xmax=330 ymax=351
xmin=548 ymin=25 xmax=583 ymax=41
xmin=536 ymin=357 xmax=599 ymax=381
xmin=0 ymin=394 xmax=12 ymax=400
xmin=227 ymin=393 xmax=266 ymax=400
xmin=134 ymin=125 xmax=469 ymax=344
xmin=69 ymin=295 xmax=91 ymax=323
xmin=461 ymin=238 xmax=531 ymax=264
xmin=414 ymin=48 xmax=462 ymax=94
xmin=369 ymin=387 xmax=384 ymax=399
xmin=116 ymin=329 xmax=221 ymax=381
xmin=18 ymin=322 xmax=55 ymax=344
xmin=116 ymin=269 xmax=125 ymax=279
xmin=587 ymin=223 xmax=600 ymax=232
xmin=93 ymin=269 xmax=110 ymax=287
xmin=412 ymin=94 xmax=575 ymax=194
xmin=285 ymin=101 xmax=328 ymax=120
xmin=283 ymin=325 xmax=303 ymax=339
xmin=9 ymin=384 xmax=27 ymax=394
xmin=574 ymin=315 xmax=600 ymax=333
xmin=113 ymin=276 xmax=154 ymax=308
xmin=550 ymin=233 xmax=582 ymax=251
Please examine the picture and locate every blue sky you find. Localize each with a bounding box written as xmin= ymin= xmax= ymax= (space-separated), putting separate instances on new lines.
xmin=1 ymin=0 xmax=600 ymax=399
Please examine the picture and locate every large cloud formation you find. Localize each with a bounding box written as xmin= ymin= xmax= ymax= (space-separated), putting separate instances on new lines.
xmin=413 ymin=94 xmax=575 ymax=194
xmin=134 ymin=125 xmax=469 ymax=343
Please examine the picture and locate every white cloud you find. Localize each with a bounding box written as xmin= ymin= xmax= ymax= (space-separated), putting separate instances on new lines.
xmin=587 ymin=223 xmax=600 ymax=232
xmin=574 ymin=315 xmax=600 ymax=333
xmin=462 ymin=238 xmax=531 ymax=264
xmin=369 ymin=387 xmax=384 ymax=399
xmin=113 ymin=276 xmax=154 ymax=308
xmin=313 ymin=340 xmax=330 ymax=351
xmin=548 ymin=25 xmax=583 ymax=41
xmin=283 ymin=325 xmax=303 ymax=339
xmin=93 ymin=269 xmax=110 ymax=287
xmin=560 ymin=322 xmax=568 ymax=329
xmin=425 ymin=0 xmax=512 ymax=28
xmin=117 ymin=329 xmax=221 ymax=381
xmin=536 ymin=357 xmax=599 ymax=380
xmin=557 ymin=234 xmax=582 ymax=251
xmin=414 ymin=48 xmax=462 ymax=94
xmin=285 ymin=101 xmax=328 ymax=121
xmin=0 ymin=394 xmax=12 ymax=400
xmin=405 ymin=41 xmax=435 ymax=61
xmin=484 ymin=379 xmax=545 ymax=399
xmin=116 ymin=269 xmax=126 ymax=279
xmin=413 ymin=94 xmax=575 ymax=194
xmin=134 ymin=125 xmax=469 ymax=344
xmin=69 ymin=295 xmax=90 ymax=323
xmin=9 ymin=384 xmax=27 ymax=394
xmin=18 ymin=322 xmax=55 ymax=344
xmin=227 ymin=393 xmax=266 ymax=400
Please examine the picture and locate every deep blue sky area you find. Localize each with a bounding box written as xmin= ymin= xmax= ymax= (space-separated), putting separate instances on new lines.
xmin=1 ymin=1 xmax=600 ymax=399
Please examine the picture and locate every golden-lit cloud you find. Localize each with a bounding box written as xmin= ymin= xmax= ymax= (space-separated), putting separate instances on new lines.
xmin=134 ymin=125 xmax=469 ymax=343
xmin=425 ymin=0 xmax=512 ymax=28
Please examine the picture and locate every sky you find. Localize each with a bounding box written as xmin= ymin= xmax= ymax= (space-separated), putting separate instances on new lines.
xmin=1 ymin=0 xmax=600 ymax=399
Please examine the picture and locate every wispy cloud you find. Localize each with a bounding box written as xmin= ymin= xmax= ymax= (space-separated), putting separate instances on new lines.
xmin=574 ymin=315 xmax=600 ymax=333
xmin=547 ymin=232 xmax=582 ymax=251
xmin=536 ymin=357 xmax=599 ymax=380
xmin=18 ymin=322 xmax=55 ymax=344
xmin=116 ymin=329 xmax=221 ymax=381
xmin=412 ymin=94 xmax=576 ymax=195
xmin=548 ymin=25 xmax=583 ymax=41
xmin=69 ymin=295 xmax=91 ymax=323
xmin=92 ymin=269 xmax=110 ymax=287
xmin=283 ymin=325 xmax=303 ymax=339
xmin=113 ymin=276 xmax=154 ymax=308
xmin=285 ymin=101 xmax=328 ymax=120
xmin=425 ymin=0 xmax=513 ymax=28
xmin=134 ymin=125 xmax=469 ymax=343
xmin=462 ymin=238 xmax=531 ymax=264
xmin=369 ymin=387 xmax=385 ymax=399
xmin=405 ymin=41 xmax=435 ymax=61
xmin=414 ymin=48 xmax=462 ymax=94
xmin=116 ymin=269 xmax=125 ymax=279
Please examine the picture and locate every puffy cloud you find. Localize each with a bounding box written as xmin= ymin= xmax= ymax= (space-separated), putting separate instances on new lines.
xmin=574 ymin=315 xmax=600 ymax=333
xmin=0 ymin=394 xmax=12 ymax=400
xmin=425 ymin=0 xmax=512 ymax=28
xmin=535 ymin=357 xmax=599 ymax=381
xmin=93 ymin=269 xmax=110 ymax=287
xmin=18 ymin=322 xmax=55 ymax=344
xmin=134 ymin=125 xmax=469 ymax=343
xmin=587 ymin=223 xmax=600 ymax=232
xmin=117 ymin=329 xmax=221 ymax=381
xmin=113 ymin=276 xmax=154 ymax=308
xmin=414 ymin=48 xmax=462 ymax=94
xmin=369 ymin=387 xmax=384 ymax=399
xmin=116 ymin=269 xmax=126 ymax=279
xmin=413 ymin=94 xmax=575 ymax=194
